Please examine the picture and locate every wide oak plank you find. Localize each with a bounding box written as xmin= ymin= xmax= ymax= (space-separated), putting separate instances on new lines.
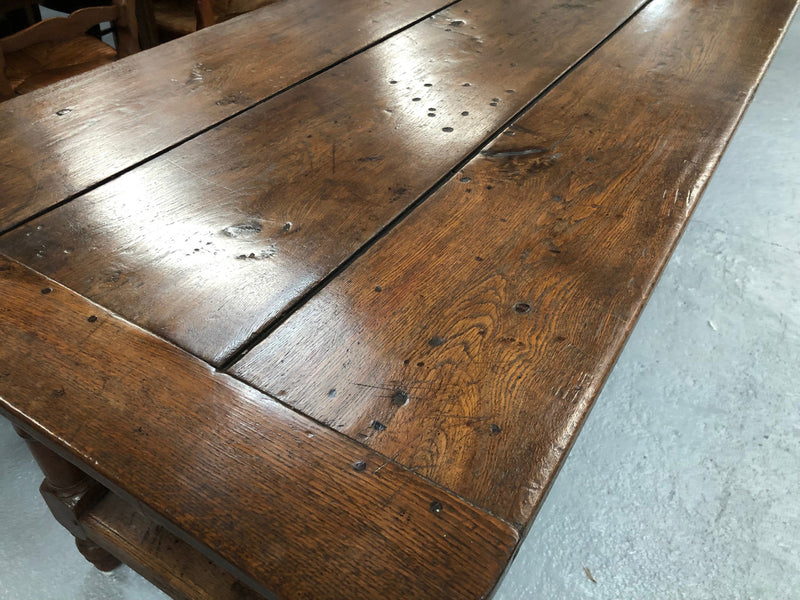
xmin=231 ymin=0 xmax=799 ymax=525
xmin=0 ymin=255 xmax=518 ymax=600
xmin=0 ymin=0 xmax=454 ymax=232
xmin=0 ymin=0 xmax=645 ymax=365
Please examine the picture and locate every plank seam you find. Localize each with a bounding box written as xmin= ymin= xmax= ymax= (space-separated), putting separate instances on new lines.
xmin=218 ymin=0 xmax=658 ymax=370
xmin=0 ymin=0 xmax=464 ymax=237
xmin=0 ymin=252 xmax=522 ymax=536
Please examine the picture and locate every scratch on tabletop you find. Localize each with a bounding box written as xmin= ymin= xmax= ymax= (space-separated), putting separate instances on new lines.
xmin=166 ymin=159 xmax=239 ymax=194
xmin=372 ymin=428 xmax=426 ymax=476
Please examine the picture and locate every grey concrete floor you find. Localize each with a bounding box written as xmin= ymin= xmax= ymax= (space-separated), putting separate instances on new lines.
xmin=1 ymin=12 xmax=799 ymax=600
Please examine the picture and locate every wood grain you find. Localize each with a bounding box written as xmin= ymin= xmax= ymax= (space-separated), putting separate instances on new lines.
xmin=0 ymin=255 xmax=518 ymax=600
xmin=0 ymin=0 xmax=453 ymax=231
xmin=82 ymin=493 xmax=265 ymax=599
xmin=0 ymin=0 xmax=645 ymax=365
xmin=231 ymin=0 xmax=799 ymax=526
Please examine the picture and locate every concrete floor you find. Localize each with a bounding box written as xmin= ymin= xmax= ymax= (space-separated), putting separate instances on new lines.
xmin=1 ymin=11 xmax=798 ymax=600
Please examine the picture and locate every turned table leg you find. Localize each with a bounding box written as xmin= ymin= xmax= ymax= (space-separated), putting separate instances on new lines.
xmin=14 ymin=426 xmax=121 ymax=571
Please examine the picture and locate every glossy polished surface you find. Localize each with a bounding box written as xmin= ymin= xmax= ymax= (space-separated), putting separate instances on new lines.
xmin=0 ymin=0 xmax=644 ymax=365
xmin=1 ymin=0 xmax=797 ymax=598
xmin=0 ymin=0 xmax=452 ymax=231
xmin=232 ymin=0 xmax=799 ymax=525
xmin=0 ymin=256 xmax=517 ymax=600
xmin=497 ymin=13 xmax=800 ymax=593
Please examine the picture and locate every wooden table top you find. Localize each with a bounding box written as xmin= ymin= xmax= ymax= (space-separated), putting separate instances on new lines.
xmin=1 ymin=0 xmax=797 ymax=598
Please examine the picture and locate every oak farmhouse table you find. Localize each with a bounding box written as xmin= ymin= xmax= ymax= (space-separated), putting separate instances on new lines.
xmin=1 ymin=0 xmax=796 ymax=598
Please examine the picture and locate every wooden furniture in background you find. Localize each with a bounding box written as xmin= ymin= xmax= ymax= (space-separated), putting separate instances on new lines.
xmin=37 ymin=0 xmax=115 ymax=41
xmin=148 ymin=0 xmax=279 ymax=43
xmin=13 ymin=426 xmax=121 ymax=572
xmin=0 ymin=0 xmax=41 ymax=37
xmin=0 ymin=0 xmax=460 ymax=232
xmin=0 ymin=0 xmax=796 ymax=598
xmin=0 ymin=0 xmax=138 ymax=100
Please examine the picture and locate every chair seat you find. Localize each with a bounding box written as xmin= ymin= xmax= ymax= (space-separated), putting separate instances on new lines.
xmin=152 ymin=0 xmax=280 ymax=40
xmin=5 ymin=34 xmax=116 ymax=95
xmin=152 ymin=0 xmax=197 ymax=38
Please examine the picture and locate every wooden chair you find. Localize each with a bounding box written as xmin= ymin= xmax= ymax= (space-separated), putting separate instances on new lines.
xmin=151 ymin=0 xmax=279 ymax=42
xmin=0 ymin=0 xmax=139 ymax=100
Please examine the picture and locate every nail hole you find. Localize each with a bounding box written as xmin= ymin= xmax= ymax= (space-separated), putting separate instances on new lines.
xmin=461 ymin=111 xmax=469 ymax=116
xmin=391 ymin=388 xmax=410 ymax=407
xmin=374 ymin=286 xmax=382 ymax=292
xmin=460 ymin=176 xmax=471 ymax=183
xmin=442 ymin=127 xmax=454 ymax=132
xmin=514 ymin=302 xmax=532 ymax=314
xmin=41 ymin=287 xmax=52 ymax=295
xmin=430 ymin=501 xmax=444 ymax=514
xmin=353 ymin=460 xmax=367 ymax=472
xmin=490 ymin=423 xmax=502 ymax=435
xmin=87 ymin=315 xmax=98 ymax=323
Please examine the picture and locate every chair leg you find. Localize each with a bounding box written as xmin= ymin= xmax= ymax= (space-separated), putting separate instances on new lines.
xmin=14 ymin=426 xmax=121 ymax=572
xmin=194 ymin=0 xmax=215 ymax=30
xmin=0 ymin=51 xmax=15 ymax=100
